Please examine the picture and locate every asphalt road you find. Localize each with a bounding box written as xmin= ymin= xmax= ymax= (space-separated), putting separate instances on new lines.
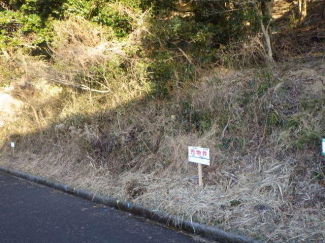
xmin=0 ymin=172 xmax=201 ymax=243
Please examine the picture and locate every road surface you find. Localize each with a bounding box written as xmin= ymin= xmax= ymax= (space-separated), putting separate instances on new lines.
xmin=0 ymin=172 xmax=202 ymax=243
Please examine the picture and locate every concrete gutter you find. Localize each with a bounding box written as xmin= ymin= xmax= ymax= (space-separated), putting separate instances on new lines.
xmin=0 ymin=166 xmax=262 ymax=243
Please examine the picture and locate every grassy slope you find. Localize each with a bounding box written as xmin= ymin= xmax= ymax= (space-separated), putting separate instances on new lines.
xmin=1 ymin=0 xmax=325 ymax=242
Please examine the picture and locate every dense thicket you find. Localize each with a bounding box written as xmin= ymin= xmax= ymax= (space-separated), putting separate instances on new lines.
xmin=0 ymin=1 xmax=271 ymax=52
xmin=0 ymin=0 xmax=322 ymax=96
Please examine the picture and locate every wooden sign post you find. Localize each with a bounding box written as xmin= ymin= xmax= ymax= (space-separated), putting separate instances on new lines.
xmin=188 ymin=146 xmax=210 ymax=186
xmin=198 ymin=163 xmax=203 ymax=186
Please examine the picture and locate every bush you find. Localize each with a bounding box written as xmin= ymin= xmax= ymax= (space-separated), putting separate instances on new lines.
xmin=64 ymin=0 xmax=136 ymax=38
xmin=9 ymin=0 xmax=66 ymax=19
xmin=0 ymin=8 xmax=55 ymax=50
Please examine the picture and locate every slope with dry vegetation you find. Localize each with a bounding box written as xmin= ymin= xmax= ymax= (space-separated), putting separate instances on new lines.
xmin=0 ymin=0 xmax=324 ymax=242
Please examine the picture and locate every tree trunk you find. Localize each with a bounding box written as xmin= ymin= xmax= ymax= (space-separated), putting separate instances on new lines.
xmin=260 ymin=0 xmax=274 ymax=63
xmin=261 ymin=0 xmax=273 ymax=18
xmin=298 ymin=0 xmax=302 ymax=13
xmin=298 ymin=0 xmax=307 ymax=24
xmin=260 ymin=20 xmax=274 ymax=63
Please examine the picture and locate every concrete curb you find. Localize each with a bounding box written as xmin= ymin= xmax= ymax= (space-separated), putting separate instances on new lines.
xmin=0 ymin=166 xmax=262 ymax=243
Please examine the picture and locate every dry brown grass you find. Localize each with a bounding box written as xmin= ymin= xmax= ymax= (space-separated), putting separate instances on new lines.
xmin=215 ymin=36 xmax=268 ymax=69
xmin=1 ymin=56 xmax=324 ymax=242
xmin=0 ymin=14 xmax=151 ymax=145
xmin=47 ymin=15 xmax=150 ymax=110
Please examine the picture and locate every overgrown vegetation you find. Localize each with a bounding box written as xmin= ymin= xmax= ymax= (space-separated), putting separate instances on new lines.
xmin=0 ymin=0 xmax=324 ymax=242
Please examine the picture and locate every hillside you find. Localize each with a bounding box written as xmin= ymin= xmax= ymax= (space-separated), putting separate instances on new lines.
xmin=0 ymin=0 xmax=324 ymax=242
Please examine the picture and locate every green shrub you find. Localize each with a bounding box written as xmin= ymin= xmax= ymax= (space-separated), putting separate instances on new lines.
xmin=9 ymin=0 xmax=66 ymax=19
xmin=64 ymin=0 xmax=134 ymax=38
xmin=0 ymin=8 xmax=55 ymax=51
xmin=92 ymin=4 xmax=132 ymax=38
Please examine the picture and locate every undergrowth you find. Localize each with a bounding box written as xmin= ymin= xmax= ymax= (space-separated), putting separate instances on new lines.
xmin=0 ymin=1 xmax=324 ymax=242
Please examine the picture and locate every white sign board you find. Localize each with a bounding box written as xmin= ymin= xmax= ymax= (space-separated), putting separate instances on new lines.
xmin=11 ymin=142 xmax=15 ymax=148
xmin=322 ymin=139 xmax=325 ymax=156
xmin=188 ymin=146 xmax=210 ymax=165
